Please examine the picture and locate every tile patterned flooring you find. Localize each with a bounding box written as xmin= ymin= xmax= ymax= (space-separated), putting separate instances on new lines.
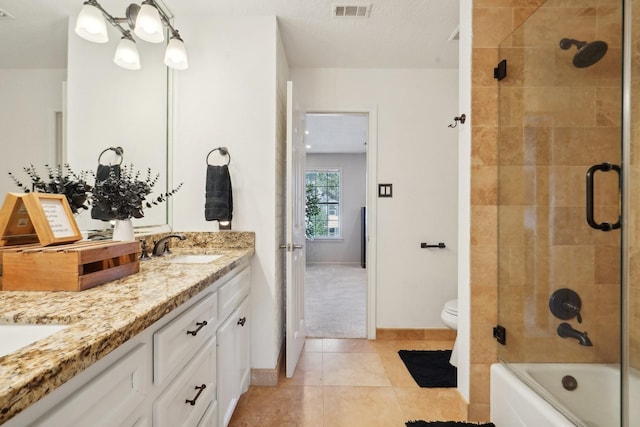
xmin=229 ymin=338 xmax=467 ymax=427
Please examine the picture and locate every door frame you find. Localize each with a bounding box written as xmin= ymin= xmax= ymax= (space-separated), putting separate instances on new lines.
xmin=303 ymin=105 xmax=378 ymax=339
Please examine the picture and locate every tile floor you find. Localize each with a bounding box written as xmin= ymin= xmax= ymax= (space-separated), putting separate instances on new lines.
xmin=229 ymin=338 xmax=467 ymax=427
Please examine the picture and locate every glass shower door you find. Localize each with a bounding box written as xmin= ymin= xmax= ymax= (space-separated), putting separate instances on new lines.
xmin=496 ymin=1 xmax=623 ymax=425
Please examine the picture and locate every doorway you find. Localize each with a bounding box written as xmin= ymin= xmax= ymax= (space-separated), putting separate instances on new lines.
xmin=304 ymin=112 xmax=368 ymax=338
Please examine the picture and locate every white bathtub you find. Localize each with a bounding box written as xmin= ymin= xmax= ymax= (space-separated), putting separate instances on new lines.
xmin=491 ymin=362 xmax=640 ymax=427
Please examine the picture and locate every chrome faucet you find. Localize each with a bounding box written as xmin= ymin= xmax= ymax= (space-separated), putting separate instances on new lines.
xmin=557 ymin=322 xmax=593 ymax=346
xmin=152 ymin=234 xmax=186 ymax=257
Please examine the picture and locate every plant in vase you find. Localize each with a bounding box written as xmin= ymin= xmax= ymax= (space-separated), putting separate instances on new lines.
xmin=8 ymin=164 xmax=92 ymax=214
xmin=90 ymin=164 xmax=182 ymax=240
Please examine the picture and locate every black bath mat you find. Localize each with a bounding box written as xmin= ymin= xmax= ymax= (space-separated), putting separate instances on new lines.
xmin=398 ymin=350 xmax=456 ymax=387
xmin=406 ymin=422 xmax=495 ymax=427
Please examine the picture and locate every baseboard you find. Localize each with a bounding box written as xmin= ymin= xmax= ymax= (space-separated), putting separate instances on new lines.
xmin=305 ymin=261 xmax=362 ymax=266
xmin=376 ymin=328 xmax=456 ymax=341
xmin=250 ymin=339 xmax=285 ymax=386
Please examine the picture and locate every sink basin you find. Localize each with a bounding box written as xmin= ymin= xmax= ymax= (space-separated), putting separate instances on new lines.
xmin=0 ymin=324 xmax=69 ymax=358
xmin=166 ymin=254 xmax=223 ymax=264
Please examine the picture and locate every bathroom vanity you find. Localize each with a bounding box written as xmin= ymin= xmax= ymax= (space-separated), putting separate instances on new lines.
xmin=0 ymin=232 xmax=254 ymax=427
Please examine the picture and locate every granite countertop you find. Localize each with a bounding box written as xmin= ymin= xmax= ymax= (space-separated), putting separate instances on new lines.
xmin=0 ymin=231 xmax=255 ymax=424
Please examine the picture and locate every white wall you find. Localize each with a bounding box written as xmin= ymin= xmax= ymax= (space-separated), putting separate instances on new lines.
xmin=0 ymin=69 xmax=65 ymax=197
xmin=306 ymin=153 xmax=366 ymax=264
xmin=171 ymin=16 xmax=283 ymax=369
xmin=292 ymin=68 xmax=459 ymax=328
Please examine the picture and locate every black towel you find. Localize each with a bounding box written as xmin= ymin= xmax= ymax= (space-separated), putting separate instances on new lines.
xmin=91 ymin=164 xmax=120 ymax=221
xmin=205 ymin=165 xmax=233 ymax=222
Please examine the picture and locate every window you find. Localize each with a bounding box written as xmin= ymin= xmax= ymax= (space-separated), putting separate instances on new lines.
xmin=305 ymin=169 xmax=341 ymax=239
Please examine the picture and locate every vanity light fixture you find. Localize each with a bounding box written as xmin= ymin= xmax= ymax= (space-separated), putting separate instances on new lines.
xmin=75 ymin=0 xmax=188 ymax=71
xmin=114 ymin=35 xmax=141 ymax=70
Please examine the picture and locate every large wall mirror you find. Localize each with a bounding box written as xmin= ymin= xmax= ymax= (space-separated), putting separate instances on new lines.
xmin=0 ymin=0 xmax=170 ymax=230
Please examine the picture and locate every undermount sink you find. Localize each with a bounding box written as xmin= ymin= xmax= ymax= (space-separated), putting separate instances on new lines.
xmin=0 ymin=324 xmax=69 ymax=358
xmin=166 ymin=254 xmax=223 ymax=264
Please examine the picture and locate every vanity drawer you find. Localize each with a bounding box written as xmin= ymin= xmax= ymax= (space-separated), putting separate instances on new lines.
xmin=154 ymin=292 xmax=218 ymax=385
xmin=218 ymin=267 xmax=250 ymax=321
xmin=197 ymin=400 xmax=218 ymax=427
xmin=153 ymin=338 xmax=216 ymax=427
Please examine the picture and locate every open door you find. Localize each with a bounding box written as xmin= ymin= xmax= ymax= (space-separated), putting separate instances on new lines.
xmin=284 ymin=80 xmax=306 ymax=378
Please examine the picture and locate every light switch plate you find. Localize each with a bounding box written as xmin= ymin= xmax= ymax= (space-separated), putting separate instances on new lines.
xmin=378 ymin=184 xmax=392 ymax=198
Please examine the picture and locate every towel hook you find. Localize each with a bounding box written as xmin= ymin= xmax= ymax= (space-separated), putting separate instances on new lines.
xmin=97 ymin=146 xmax=124 ymax=165
xmin=206 ymin=147 xmax=231 ymax=166
xmin=448 ymin=114 xmax=466 ymax=128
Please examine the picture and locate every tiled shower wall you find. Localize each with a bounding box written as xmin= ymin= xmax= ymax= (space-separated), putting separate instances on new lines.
xmin=470 ymin=0 xmax=621 ymax=421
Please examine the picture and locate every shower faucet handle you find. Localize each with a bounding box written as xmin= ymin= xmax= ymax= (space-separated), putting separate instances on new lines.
xmin=562 ymin=302 xmax=582 ymax=323
xmin=549 ymin=288 xmax=583 ymax=323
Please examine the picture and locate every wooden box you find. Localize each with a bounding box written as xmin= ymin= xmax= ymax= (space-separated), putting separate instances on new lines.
xmin=2 ymin=241 xmax=141 ymax=292
xmin=0 ymin=243 xmax=41 ymax=290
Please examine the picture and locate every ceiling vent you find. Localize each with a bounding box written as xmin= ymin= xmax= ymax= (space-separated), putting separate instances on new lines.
xmin=0 ymin=8 xmax=15 ymax=20
xmin=333 ymin=4 xmax=372 ymax=18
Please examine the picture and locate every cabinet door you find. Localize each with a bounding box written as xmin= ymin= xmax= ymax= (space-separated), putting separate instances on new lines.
xmin=216 ymin=311 xmax=238 ymax=427
xmin=236 ymin=296 xmax=251 ymax=395
xmin=31 ymin=344 xmax=149 ymax=427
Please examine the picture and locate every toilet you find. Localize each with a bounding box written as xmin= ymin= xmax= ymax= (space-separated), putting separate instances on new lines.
xmin=440 ymin=298 xmax=458 ymax=367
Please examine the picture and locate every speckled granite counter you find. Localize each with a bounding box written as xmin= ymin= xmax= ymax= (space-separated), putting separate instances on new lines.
xmin=0 ymin=231 xmax=254 ymax=424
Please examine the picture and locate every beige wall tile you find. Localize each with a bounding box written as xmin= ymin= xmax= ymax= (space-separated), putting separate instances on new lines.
xmin=473 ymin=87 xmax=499 ymax=127
xmin=471 ymin=166 xmax=499 ymax=205
xmin=473 ymin=8 xmax=515 ymax=48
xmin=472 ymin=127 xmax=499 ymax=166
xmin=470 ymin=206 xmax=498 ymax=246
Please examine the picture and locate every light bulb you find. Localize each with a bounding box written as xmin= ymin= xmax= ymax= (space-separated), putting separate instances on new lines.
xmin=75 ymin=2 xmax=108 ymax=43
xmin=114 ymin=37 xmax=141 ymax=70
xmin=134 ymin=2 xmax=164 ymax=43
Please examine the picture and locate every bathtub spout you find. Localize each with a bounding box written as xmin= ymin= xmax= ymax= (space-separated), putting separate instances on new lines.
xmin=557 ymin=322 xmax=593 ymax=346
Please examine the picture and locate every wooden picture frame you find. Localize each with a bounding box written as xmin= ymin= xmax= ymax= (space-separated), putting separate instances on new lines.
xmin=21 ymin=193 xmax=82 ymax=246
xmin=0 ymin=193 xmax=39 ymax=246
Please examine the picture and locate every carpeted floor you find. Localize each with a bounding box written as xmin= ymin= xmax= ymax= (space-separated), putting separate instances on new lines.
xmin=305 ymin=263 xmax=366 ymax=338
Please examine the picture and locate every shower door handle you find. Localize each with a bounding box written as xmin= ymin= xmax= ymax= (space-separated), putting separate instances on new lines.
xmin=585 ymin=163 xmax=620 ymax=231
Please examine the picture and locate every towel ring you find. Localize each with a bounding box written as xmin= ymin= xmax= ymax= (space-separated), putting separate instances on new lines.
xmin=97 ymin=146 xmax=124 ymax=165
xmin=206 ymin=147 xmax=231 ymax=166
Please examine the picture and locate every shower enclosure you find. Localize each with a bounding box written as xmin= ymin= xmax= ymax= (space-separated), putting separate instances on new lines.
xmin=494 ymin=0 xmax=639 ymax=425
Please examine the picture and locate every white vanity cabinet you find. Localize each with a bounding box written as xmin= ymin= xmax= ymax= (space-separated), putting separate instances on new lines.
xmin=4 ymin=263 xmax=251 ymax=427
xmin=216 ymin=268 xmax=251 ymax=427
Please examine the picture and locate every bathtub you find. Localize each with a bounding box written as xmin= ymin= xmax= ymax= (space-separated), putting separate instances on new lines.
xmin=491 ymin=362 xmax=640 ymax=427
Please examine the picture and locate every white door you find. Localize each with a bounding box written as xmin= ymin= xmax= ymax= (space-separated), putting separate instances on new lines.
xmin=285 ymin=81 xmax=306 ymax=378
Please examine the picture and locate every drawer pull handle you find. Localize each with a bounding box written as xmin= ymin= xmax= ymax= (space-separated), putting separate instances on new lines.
xmin=186 ymin=321 xmax=208 ymax=336
xmin=237 ymin=317 xmax=246 ymax=327
xmin=185 ymin=384 xmax=207 ymax=406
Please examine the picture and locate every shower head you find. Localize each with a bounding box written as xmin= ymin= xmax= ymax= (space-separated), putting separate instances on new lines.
xmin=559 ymin=38 xmax=608 ymax=68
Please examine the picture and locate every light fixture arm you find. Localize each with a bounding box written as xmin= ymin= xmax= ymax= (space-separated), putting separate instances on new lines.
xmin=144 ymin=0 xmax=181 ymax=39
xmin=83 ymin=0 xmax=133 ymax=39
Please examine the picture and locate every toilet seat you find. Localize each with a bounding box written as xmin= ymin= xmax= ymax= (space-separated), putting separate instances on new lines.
xmin=440 ymin=298 xmax=459 ymax=368
xmin=440 ymin=298 xmax=458 ymax=331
